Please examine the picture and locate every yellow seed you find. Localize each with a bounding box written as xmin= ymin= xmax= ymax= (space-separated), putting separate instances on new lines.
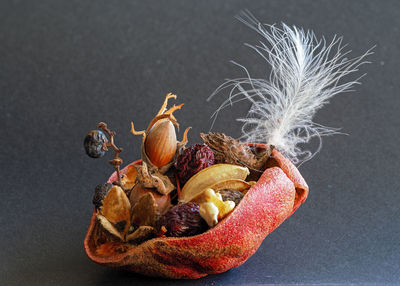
xmin=199 ymin=202 xmax=219 ymax=227
xmin=197 ymin=189 xmax=236 ymax=227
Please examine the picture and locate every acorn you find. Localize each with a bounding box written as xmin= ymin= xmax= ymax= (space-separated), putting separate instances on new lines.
xmin=144 ymin=120 xmax=177 ymax=168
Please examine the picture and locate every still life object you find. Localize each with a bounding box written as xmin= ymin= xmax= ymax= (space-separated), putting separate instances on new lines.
xmin=83 ymin=12 xmax=372 ymax=279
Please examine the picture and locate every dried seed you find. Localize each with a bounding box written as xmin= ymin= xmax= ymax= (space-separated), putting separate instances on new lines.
xmin=209 ymin=179 xmax=251 ymax=193
xmin=120 ymin=165 xmax=137 ymax=190
xmin=218 ymin=189 xmax=244 ymax=205
xmin=192 ymin=189 xmax=236 ymax=227
xmin=126 ymin=226 xmax=157 ymax=244
xmin=162 ymin=202 xmax=208 ymax=237
xmin=175 ymin=144 xmax=215 ymax=185
xmin=131 ymin=192 xmax=157 ymax=227
xmin=92 ymin=183 xmax=113 ymax=209
xmin=101 ymin=185 xmax=131 ymax=235
xmin=96 ymin=214 xmax=123 ymax=240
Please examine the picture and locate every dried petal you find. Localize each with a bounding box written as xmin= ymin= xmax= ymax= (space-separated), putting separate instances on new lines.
xmin=180 ymin=164 xmax=249 ymax=203
xmin=96 ymin=214 xmax=123 ymax=240
xmin=131 ymin=192 xmax=157 ymax=227
xmin=126 ymin=226 xmax=157 ymax=244
xmin=101 ymin=185 xmax=131 ymax=235
xmin=121 ymin=165 xmax=137 ymax=190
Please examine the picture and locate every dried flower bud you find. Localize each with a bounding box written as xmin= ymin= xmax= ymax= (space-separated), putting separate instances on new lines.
xmin=162 ymin=202 xmax=208 ymax=237
xmin=176 ymin=144 xmax=215 ymax=185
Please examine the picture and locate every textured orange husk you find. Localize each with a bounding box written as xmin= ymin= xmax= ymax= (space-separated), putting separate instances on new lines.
xmin=84 ymin=147 xmax=308 ymax=279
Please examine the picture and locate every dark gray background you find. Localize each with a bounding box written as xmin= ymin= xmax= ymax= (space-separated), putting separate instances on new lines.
xmin=1 ymin=0 xmax=399 ymax=285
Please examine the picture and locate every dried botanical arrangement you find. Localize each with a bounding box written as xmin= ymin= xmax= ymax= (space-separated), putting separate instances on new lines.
xmin=83 ymin=12 xmax=372 ymax=279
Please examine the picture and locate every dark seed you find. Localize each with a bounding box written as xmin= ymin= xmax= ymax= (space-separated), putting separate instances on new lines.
xmin=218 ymin=189 xmax=244 ymax=205
xmin=176 ymin=144 xmax=215 ymax=185
xmin=162 ymin=202 xmax=208 ymax=237
xmin=92 ymin=183 xmax=112 ymax=209
xmin=84 ymin=130 xmax=108 ymax=158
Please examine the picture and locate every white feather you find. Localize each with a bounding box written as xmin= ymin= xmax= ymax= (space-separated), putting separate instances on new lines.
xmin=209 ymin=11 xmax=373 ymax=165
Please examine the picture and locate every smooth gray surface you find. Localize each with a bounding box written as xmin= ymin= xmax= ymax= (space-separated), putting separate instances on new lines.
xmin=1 ymin=0 xmax=399 ymax=285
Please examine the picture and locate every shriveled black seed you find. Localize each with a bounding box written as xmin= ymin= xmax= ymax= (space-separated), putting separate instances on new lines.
xmin=218 ymin=189 xmax=244 ymax=205
xmin=92 ymin=183 xmax=112 ymax=209
xmin=84 ymin=130 xmax=108 ymax=158
xmin=162 ymin=202 xmax=208 ymax=237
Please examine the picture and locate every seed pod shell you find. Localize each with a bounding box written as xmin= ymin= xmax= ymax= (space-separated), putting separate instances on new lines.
xmin=144 ymin=120 xmax=177 ymax=168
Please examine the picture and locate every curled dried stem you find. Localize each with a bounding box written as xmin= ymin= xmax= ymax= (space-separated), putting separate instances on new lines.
xmin=130 ymin=122 xmax=146 ymax=142
xmin=156 ymin=93 xmax=177 ymax=116
xmin=97 ymin=122 xmax=125 ymax=190
xmin=179 ymin=127 xmax=191 ymax=148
